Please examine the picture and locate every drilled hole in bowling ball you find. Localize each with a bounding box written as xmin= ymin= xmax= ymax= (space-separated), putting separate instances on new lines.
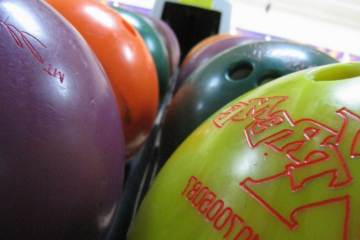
xmin=228 ymin=62 xmax=253 ymax=81
xmin=122 ymin=19 xmax=137 ymax=37
xmin=258 ymin=73 xmax=280 ymax=85
xmin=312 ymin=64 xmax=360 ymax=81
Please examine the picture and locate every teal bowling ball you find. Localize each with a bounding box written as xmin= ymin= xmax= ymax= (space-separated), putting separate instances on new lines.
xmin=159 ymin=41 xmax=338 ymax=165
xmin=140 ymin=14 xmax=181 ymax=76
xmin=112 ymin=7 xmax=170 ymax=99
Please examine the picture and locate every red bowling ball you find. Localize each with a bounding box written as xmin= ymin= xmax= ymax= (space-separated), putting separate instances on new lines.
xmin=0 ymin=0 xmax=125 ymax=239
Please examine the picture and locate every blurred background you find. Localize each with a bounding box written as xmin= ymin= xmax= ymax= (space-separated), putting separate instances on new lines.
xmin=112 ymin=0 xmax=360 ymax=62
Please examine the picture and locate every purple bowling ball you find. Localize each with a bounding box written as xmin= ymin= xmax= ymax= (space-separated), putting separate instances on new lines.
xmin=142 ymin=14 xmax=181 ymax=75
xmin=177 ymin=36 xmax=255 ymax=91
xmin=0 ymin=0 xmax=125 ymax=239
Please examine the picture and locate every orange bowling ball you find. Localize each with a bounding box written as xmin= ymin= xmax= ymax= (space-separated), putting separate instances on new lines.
xmin=182 ymin=34 xmax=234 ymax=67
xmin=47 ymin=0 xmax=159 ymax=157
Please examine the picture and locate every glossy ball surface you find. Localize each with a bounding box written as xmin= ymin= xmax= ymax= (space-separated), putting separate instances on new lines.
xmin=47 ymin=0 xmax=159 ymax=156
xmin=130 ymin=62 xmax=360 ymax=240
xmin=113 ymin=7 xmax=170 ymax=99
xmin=182 ymin=33 xmax=234 ymax=67
xmin=177 ymin=35 xmax=255 ymax=90
xmin=160 ymin=41 xmax=337 ymax=164
xmin=0 ymin=0 xmax=125 ymax=239
xmin=141 ymin=14 xmax=180 ymax=76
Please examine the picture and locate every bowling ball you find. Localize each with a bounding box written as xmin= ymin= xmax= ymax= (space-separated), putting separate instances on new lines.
xmin=47 ymin=0 xmax=159 ymax=157
xmin=142 ymin=14 xmax=180 ymax=76
xmin=177 ymin=35 xmax=255 ymax=91
xmin=0 ymin=0 xmax=125 ymax=239
xmin=141 ymin=15 xmax=173 ymax=94
xmin=129 ymin=62 xmax=360 ymax=240
xmin=159 ymin=41 xmax=337 ymax=165
xmin=111 ymin=7 xmax=170 ymax=100
xmin=182 ymin=34 xmax=234 ymax=67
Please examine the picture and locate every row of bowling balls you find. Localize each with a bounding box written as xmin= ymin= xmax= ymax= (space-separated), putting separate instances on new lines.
xmin=1 ymin=1 xmax=359 ymax=240
xmin=129 ymin=33 xmax=360 ymax=238
xmin=47 ymin=0 xmax=181 ymax=158
xmin=0 ymin=0 xmax=179 ymax=239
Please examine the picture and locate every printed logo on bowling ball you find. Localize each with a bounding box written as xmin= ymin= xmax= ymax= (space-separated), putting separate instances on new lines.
xmin=213 ymin=95 xmax=354 ymax=239
xmin=182 ymin=94 xmax=357 ymax=239
xmin=0 ymin=19 xmax=65 ymax=83
xmin=159 ymin=41 xmax=338 ymax=168
xmin=129 ymin=63 xmax=360 ymax=240
xmin=0 ymin=17 xmax=129 ymax=125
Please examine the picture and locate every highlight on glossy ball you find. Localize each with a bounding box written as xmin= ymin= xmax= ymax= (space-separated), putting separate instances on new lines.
xmin=111 ymin=6 xmax=170 ymax=100
xmin=0 ymin=0 xmax=125 ymax=239
xmin=129 ymin=62 xmax=360 ymax=240
xmin=159 ymin=41 xmax=338 ymax=167
xmin=47 ymin=0 xmax=159 ymax=157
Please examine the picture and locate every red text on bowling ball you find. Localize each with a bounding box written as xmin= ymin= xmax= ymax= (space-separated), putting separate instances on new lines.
xmin=182 ymin=175 xmax=260 ymax=240
xmin=213 ymin=95 xmax=360 ymax=240
xmin=0 ymin=19 xmax=65 ymax=83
